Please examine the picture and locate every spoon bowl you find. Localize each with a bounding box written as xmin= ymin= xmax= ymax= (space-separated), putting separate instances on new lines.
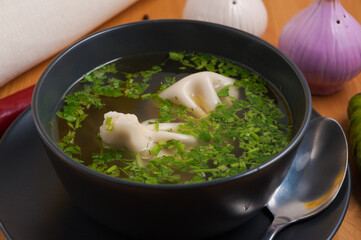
xmin=263 ymin=117 xmax=348 ymax=239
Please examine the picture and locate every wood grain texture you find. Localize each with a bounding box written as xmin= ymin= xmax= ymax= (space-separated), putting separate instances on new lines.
xmin=1 ymin=0 xmax=361 ymax=239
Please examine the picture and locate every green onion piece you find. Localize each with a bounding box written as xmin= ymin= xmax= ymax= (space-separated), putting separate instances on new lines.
xmin=151 ymin=144 xmax=161 ymax=156
xmin=106 ymin=165 xmax=118 ymax=173
xmin=105 ymin=117 xmax=113 ymax=131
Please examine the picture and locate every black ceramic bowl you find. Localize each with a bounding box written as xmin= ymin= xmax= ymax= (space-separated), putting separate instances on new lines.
xmin=32 ymin=20 xmax=312 ymax=239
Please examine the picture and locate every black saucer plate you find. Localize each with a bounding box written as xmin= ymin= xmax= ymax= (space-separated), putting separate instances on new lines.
xmin=0 ymin=109 xmax=350 ymax=240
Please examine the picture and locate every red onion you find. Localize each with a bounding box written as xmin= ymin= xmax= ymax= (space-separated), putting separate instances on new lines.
xmin=278 ymin=0 xmax=361 ymax=95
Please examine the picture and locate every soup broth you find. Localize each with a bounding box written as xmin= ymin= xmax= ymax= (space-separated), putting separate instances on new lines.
xmin=55 ymin=52 xmax=292 ymax=184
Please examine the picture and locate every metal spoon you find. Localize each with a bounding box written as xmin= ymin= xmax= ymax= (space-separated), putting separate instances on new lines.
xmin=263 ymin=117 xmax=348 ymax=240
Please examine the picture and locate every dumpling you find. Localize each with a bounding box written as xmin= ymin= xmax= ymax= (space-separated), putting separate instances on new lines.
xmin=99 ymin=72 xmax=239 ymax=163
xmin=159 ymin=71 xmax=239 ymax=118
xmin=99 ymin=111 xmax=197 ymax=161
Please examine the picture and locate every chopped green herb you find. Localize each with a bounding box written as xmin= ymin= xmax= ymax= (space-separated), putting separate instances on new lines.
xmin=151 ymin=144 xmax=161 ymax=156
xmin=56 ymin=52 xmax=292 ymax=184
xmin=105 ymin=117 xmax=113 ymax=131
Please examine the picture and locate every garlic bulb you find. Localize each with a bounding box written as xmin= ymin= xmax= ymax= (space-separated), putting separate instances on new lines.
xmin=183 ymin=0 xmax=268 ymax=37
xmin=278 ymin=0 xmax=361 ymax=95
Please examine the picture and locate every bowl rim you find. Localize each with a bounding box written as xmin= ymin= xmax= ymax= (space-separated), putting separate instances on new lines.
xmin=31 ymin=19 xmax=312 ymax=190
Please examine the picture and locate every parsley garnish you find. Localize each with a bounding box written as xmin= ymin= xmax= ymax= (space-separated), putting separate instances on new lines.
xmin=56 ymin=52 xmax=292 ymax=184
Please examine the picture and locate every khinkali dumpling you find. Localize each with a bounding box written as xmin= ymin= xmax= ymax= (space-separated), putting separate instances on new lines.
xmin=159 ymin=71 xmax=239 ymax=118
xmin=99 ymin=112 xmax=197 ymax=161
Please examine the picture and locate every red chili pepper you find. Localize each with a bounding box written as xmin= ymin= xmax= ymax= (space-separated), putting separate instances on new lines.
xmin=0 ymin=85 xmax=35 ymax=136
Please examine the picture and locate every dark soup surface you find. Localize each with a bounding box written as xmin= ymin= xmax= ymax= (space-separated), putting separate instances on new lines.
xmin=55 ymin=51 xmax=292 ymax=184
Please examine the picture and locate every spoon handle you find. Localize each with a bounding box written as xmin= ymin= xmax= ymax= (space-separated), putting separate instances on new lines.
xmin=262 ymin=216 xmax=290 ymax=240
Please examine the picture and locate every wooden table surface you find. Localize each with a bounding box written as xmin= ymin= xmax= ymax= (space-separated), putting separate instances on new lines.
xmin=1 ymin=0 xmax=361 ymax=239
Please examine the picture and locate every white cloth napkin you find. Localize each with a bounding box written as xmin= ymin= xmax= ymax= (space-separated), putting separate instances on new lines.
xmin=0 ymin=0 xmax=137 ymax=87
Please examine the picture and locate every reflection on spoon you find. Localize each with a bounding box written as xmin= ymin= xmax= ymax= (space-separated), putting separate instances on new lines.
xmin=263 ymin=117 xmax=348 ymax=240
